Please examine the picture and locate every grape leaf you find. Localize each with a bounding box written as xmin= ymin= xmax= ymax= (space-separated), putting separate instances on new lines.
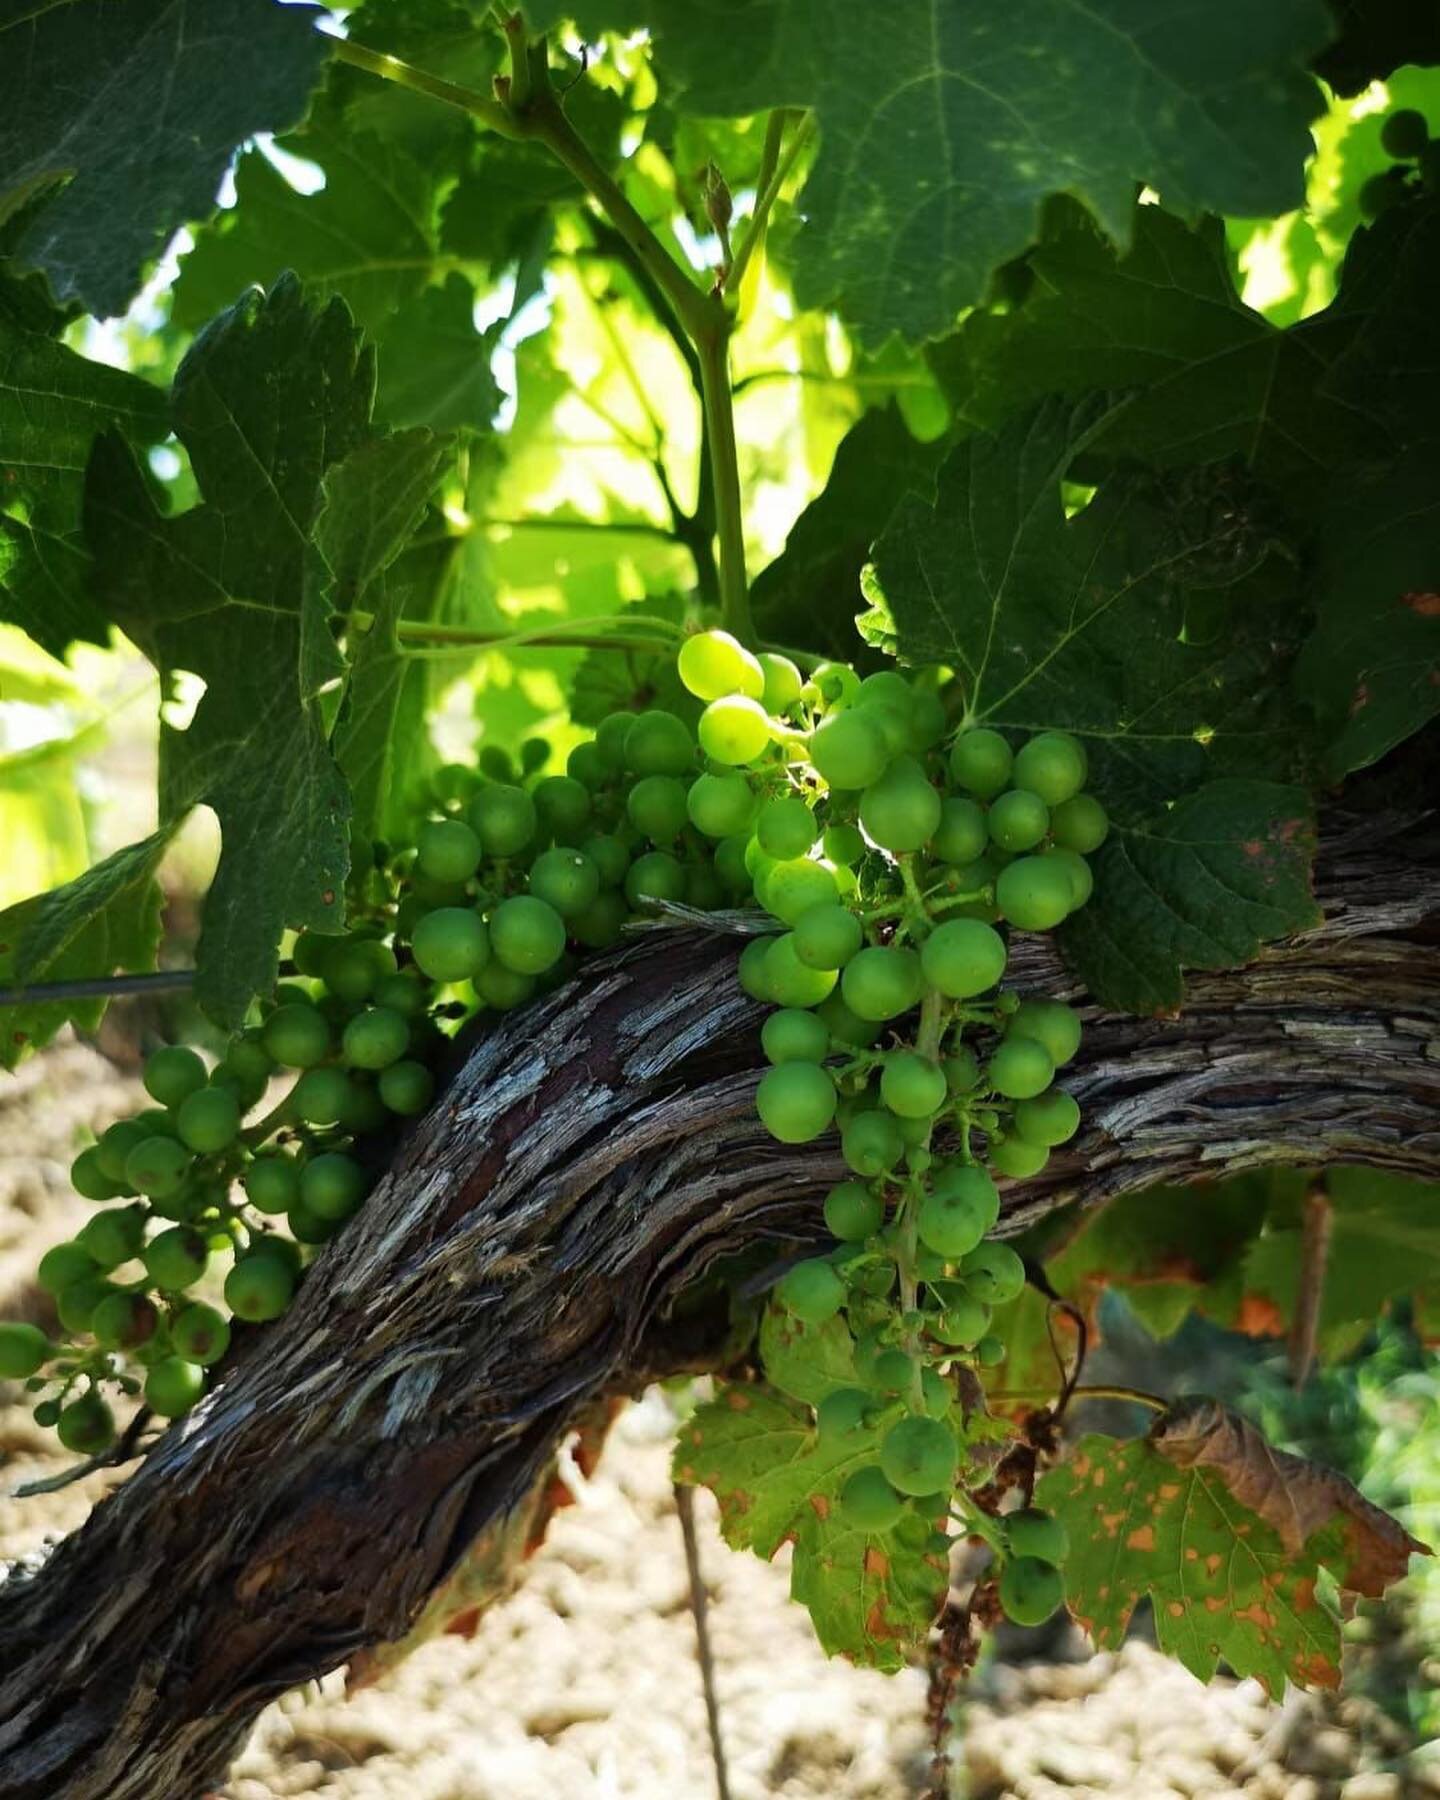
xmin=0 ymin=315 xmax=168 ymax=656
xmin=375 ymin=275 xmax=505 ymax=434
xmin=331 ymin=0 xmax=505 ymax=158
xmin=1039 ymin=1407 xmax=1425 ymax=1695
xmin=83 ymin=276 xmax=378 ymax=1027
xmin=0 ymin=0 xmax=330 ymax=318
xmin=758 ymin=1308 xmax=861 ymax=1405
xmin=0 ymin=829 xmax=173 ymax=1071
xmin=1314 ymin=0 xmax=1440 ymax=95
xmin=622 ymin=0 xmax=1331 ymax=344
xmin=674 ymin=1386 xmax=948 ymax=1669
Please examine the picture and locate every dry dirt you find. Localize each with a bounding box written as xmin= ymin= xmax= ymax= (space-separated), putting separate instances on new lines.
xmin=2 ymin=1039 xmax=1436 ymax=1800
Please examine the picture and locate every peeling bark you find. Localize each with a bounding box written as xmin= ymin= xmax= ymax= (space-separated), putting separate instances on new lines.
xmin=0 ymin=816 xmax=1437 ymax=1800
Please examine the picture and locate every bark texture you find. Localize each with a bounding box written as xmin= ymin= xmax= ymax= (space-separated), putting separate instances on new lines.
xmin=0 ymin=813 xmax=1437 ymax=1800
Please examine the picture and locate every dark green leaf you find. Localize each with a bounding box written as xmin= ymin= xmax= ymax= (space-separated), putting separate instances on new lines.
xmin=375 ymin=274 xmax=504 ymax=433
xmin=1313 ymin=0 xmax=1440 ymax=94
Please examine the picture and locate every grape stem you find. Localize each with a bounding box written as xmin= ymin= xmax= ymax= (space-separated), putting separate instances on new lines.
xmin=724 ymin=111 xmax=816 ymax=297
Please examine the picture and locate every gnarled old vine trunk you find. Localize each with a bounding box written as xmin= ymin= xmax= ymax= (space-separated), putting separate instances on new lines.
xmin=0 ymin=810 xmax=1437 ymax=1800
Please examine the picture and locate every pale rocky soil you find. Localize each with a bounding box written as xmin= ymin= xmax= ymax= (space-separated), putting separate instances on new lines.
xmin=2 ymin=1038 xmax=1437 ymax=1800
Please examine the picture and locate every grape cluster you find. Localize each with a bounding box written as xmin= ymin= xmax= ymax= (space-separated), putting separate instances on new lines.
xmin=670 ymin=631 xmax=1107 ymax=1625
xmin=1359 ymin=106 xmax=1440 ymax=219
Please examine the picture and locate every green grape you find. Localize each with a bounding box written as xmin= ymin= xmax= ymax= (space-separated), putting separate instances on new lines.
xmin=520 ymin=737 xmax=549 ymax=776
xmin=988 ymin=789 xmax=1050 ymax=851
xmin=841 ymin=946 xmax=924 ymax=1021
xmin=70 ymin=1145 xmax=122 ymax=1202
xmin=686 ymin=772 xmax=757 ymax=839
xmin=808 ymin=710 xmax=889 ymax=791
xmin=244 ymin=1153 xmax=301 ymax=1215
xmin=169 ymin=1302 xmax=231 ymax=1367
xmin=378 ymin=1059 xmax=435 ymax=1116
xmin=321 ymin=936 xmax=397 ymax=1003
xmin=988 ymin=1136 xmax=1049 ymax=1179
xmin=290 ymin=1066 xmax=357 ymax=1127
xmin=533 ymin=775 xmax=593 ymax=842
xmin=222 ymin=1035 xmax=276 ymax=1087
xmin=757 ymin=796 xmax=817 ymax=860
xmin=931 ymin=796 xmax=989 ymax=865
xmin=820 ymin=824 xmax=864 ymax=867
xmin=0 ymin=1321 xmax=49 ymax=1378
xmin=872 ymin=1347 xmax=915 ymax=1390
xmin=1381 ymin=107 xmax=1429 ymax=159
xmin=949 ymin=728 xmax=1013 ymax=799
xmin=145 ymin=1356 xmax=206 ymax=1419
xmin=879 ymin=1051 xmax=947 ymax=1119
xmin=757 ymin=651 xmax=803 ymax=714
xmin=341 ymin=1007 xmax=410 ymax=1071
xmin=95 ymin=1118 xmax=150 ymax=1184
xmin=176 ymin=1085 xmax=242 ymax=1153
xmin=373 ymin=970 xmax=430 ymax=1019
xmin=625 ymin=850 xmax=686 ymax=908
xmin=762 ymin=1008 xmax=831 ymax=1065
xmin=759 ymin=857 xmax=839 ymax=926
xmin=262 ymin=1003 xmax=331 ymax=1069
xmin=931 ymin=1163 xmax=999 ymax=1232
xmin=416 ymin=817 xmax=482 ymax=883
xmin=815 ymin=1386 xmax=871 ymax=1438
xmin=581 ymin=833 xmax=632 ymax=888
xmin=143 ymin=1045 xmax=207 ymax=1108
xmin=842 ymin=1108 xmax=903 ymax=1177
xmin=856 ymin=670 xmax=912 ymax=709
xmin=919 ymin=919 xmax=1006 ymax=999
xmin=1013 ymin=1088 xmax=1080 ymax=1146
xmin=999 ymin=1556 xmax=1064 ymax=1626
xmin=567 ymin=741 xmax=608 ymax=790
xmin=225 ymin=1254 xmax=296 ymax=1322
xmin=56 ymin=1392 xmax=116 ymax=1455
xmin=858 ymin=699 xmax=908 ymax=757
xmin=916 ymin=1187 xmax=989 ymax=1259
xmin=996 ymin=856 xmax=1074 ymax=931
xmin=479 ymin=745 xmax=515 ymax=782
xmin=762 ymin=934 xmax=837 ymax=1007
xmin=714 ymin=834 xmax=752 ymax=896
xmin=737 ymin=936 xmax=779 ymax=1002
xmin=247 ymin=1234 xmax=303 ymax=1279
xmin=839 ymin=1465 xmax=904 ymax=1530
xmin=474 ymin=960 xmax=536 ymax=1010
xmin=469 ymin=783 xmax=538 ymax=856
xmin=929 ymin=1294 xmax=992 ymax=1347
xmin=124 ymin=1135 xmax=192 ymax=1199
xmin=627 ymin=774 xmax=689 ymax=844
xmin=776 ymin=1257 xmax=846 ymax=1324
xmin=433 ymin=761 xmax=481 ymax=805
xmin=698 ymin=695 xmax=770 ymax=765
xmin=1046 ymin=847 xmax=1093 ymax=909
xmin=92 ymin=1290 xmax=158 ymax=1350
xmin=144 ymin=1226 xmax=209 ymax=1292
xmin=792 ymin=902 xmax=863 ymax=971
xmin=756 ymin=1062 xmax=837 ymax=1143
xmin=37 ymin=1241 xmax=99 ymax=1296
xmin=624 ymin=709 xmax=694 ymax=778
xmin=291 ymin=930 xmax=333 ymax=978
xmin=859 ymin=757 xmax=942 ymax=853
xmin=880 ymin=1415 xmax=957 ymax=1497
xmin=1049 ymin=793 xmax=1108 ymax=854
xmin=816 ymin=991 xmax=883 ymax=1049
xmin=678 ymin=628 xmax=765 ymax=702
xmin=975 ymin=1334 xmax=1006 ymax=1367
xmin=962 ymin=1241 xmax=1026 ymax=1304
xmin=824 ymin=1180 xmax=884 ymax=1240
xmin=987 ymin=1036 xmax=1054 ymax=1100
xmin=56 ymin=1276 xmax=115 ymax=1334
xmin=411 ymin=907 xmax=490 ymax=984
xmin=594 ymin=711 xmax=635 ymax=771
xmin=77 ymin=1206 xmax=147 ymax=1270
xmin=1013 ymin=731 xmax=1086 ymax=806
xmin=1005 ymin=1507 xmax=1069 ymax=1566
xmin=1007 ymin=999 xmax=1081 ymax=1066
xmin=300 ymin=1152 xmax=369 ymax=1221
xmin=944 ymin=1048 xmax=981 ymax=1093
xmin=570 ymin=890 xmax=629 ymax=949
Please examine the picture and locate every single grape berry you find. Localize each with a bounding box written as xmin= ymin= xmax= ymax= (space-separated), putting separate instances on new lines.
xmin=57 ymin=1276 xmax=115 ymax=1335
xmin=56 ymin=1392 xmax=116 ymax=1455
xmin=841 ymin=945 xmax=924 ymax=1021
xmin=36 ymin=1241 xmax=99 ymax=1296
xmin=756 ymin=1062 xmax=837 ymax=1144
xmin=0 ymin=1322 xmax=49 ymax=1379
xmin=792 ymin=902 xmax=863 ymax=971
xmin=1381 ymin=107 xmax=1429 ymax=160
xmin=625 ymin=850 xmax=686 ymax=909
xmin=996 ymin=856 xmax=1074 ymax=931
xmin=962 ymin=1240 xmax=1027 ymax=1305
xmin=842 ymin=1109 xmax=904 ymax=1178
xmin=931 ymin=1163 xmax=1000 ymax=1234
xmin=290 ymin=1066 xmax=357 ymax=1127
xmin=1012 ymin=731 xmax=1087 ymax=806
xmin=839 ymin=1465 xmax=905 ymax=1531
xmin=1012 ymin=1088 xmax=1080 ymax=1146
xmin=987 ymin=1035 xmax=1055 ymax=1100
xmin=1007 ymin=999 xmax=1082 ymax=1066
xmin=808 ymin=710 xmax=889 ymax=791
xmin=698 ymin=695 xmax=771 ymax=765
xmin=1005 ymin=1507 xmax=1069 ymax=1566
xmin=469 ymin=782 xmax=538 ymax=856
xmin=762 ymin=934 xmax=838 ymax=1008
xmin=879 ymin=1415 xmax=957 ymax=1497
xmin=824 ymin=1181 xmax=884 ymax=1240
xmin=627 ymin=774 xmax=690 ymax=844
xmin=172 ymin=1302 xmax=232 ymax=1366
xmin=124 ymin=1135 xmax=192 ymax=1200
xmin=760 ymin=857 xmax=840 ymax=926
xmin=416 ymin=817 xmax=482 ymax=883
xmin=378 ymin=1059 xmax=435 ymax=1116
xmin=815 ymin=1386 xmax=871 ymax=1438
xmin=262 ymin=1003 xmax=332 ymax=1069
xmin=930 ymin=1294 xmax=991 ymax=1347
xmin=920 ymin=919 xmax=1006 ymax=999
xmin=931 ymin=796 xmax=989 ymax=865
xmin=989 ymin=1136 xmax=1050 ymax=1179
xmin=533 ymin=775 xmax=593 ymax=842
xmin=145 ymin=1356 xmax=207 ymax=1419
xmin=916 ymin=1187 xmax=989 ymax=1260
xmin=342 ymin=1006 xmax=410 ymax=1070
xmin=95 ymin=1118 xmax=150 ymax=1184
xmin=776 ymin=1257 xmax=846 ymax=1324
xmin=320 ymin=935 xmax=396 ymax=1003
xmin=686 ymin=773 xmax=757 ymax=839
xmin=738 ymin=936 xmax=779 ymax=1002
xmin=176 ymin=1085 xmax=242 ymax=1153
xmin=623 ymin=709 xmax=694 ymax=778
xmin=490 ymin=895 xmax=567 ymax=975
xmin=1049 ymin=793 xmax=1108 ymax=854
xmin=143 ymin=1045 xmax=207 ymax=1108
xmin=880 ymin=1051 xmax=947 ymax=1120
xmin=244 ymin=1153 xmax=301 ymax=1215
xmin=77 ymin=1206 xmax=146 ymax=1270
xmin=144 ymin=1226 xmax=209 ymax=1292
xmin=949 ymin=728 xmax=1013 ymax=799
xmin=762 ymin=1008 xmax=831 ymax=1065
xmin=225 ymin=1254 xmax=296 ymax=1322
xmin=859 ymin=757 xmax=942 ymax=853
xmin=988 ymin=789 xmax=1050 ymax=852
xmin=678 ymin=628 xmax=766 ymax=702
xmin=757 ymin=651 xmax=804 ymax=714
xmin=301 ymin=1152 xmax=369 ymax=1222
xmin=999 ymin=1556 xmax=1065 ymax=1627
xmin=412 ymin=907 xmax=490 ymax=983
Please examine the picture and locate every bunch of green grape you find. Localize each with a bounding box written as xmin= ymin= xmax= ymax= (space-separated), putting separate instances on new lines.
xmin=1358 ymin=106 xmax=1440 ymax=218
xmin=669 ymin=629 xmax=1107 ymax=1627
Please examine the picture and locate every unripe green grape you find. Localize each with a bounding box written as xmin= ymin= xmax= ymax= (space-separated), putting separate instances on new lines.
xmin=57 ymin=1392 xmax=115 ymax=1455
xmin=262 ymin=1003 xmax=331 ymax=1069
xmin=1005 ymin=1507 xmax=1069 ymax=1566
xmin=842 ymin=1108 xmax=904 ymax=1177
xmin=761 ymin=933 xmax=838 ymax=1007
xmin=859 ymin=756 xmax=942 ymax=853
xmin=625 ymin=709 xmax=695 ymax=778
xmin=858 ymin=700 xmax=909 ymax=757
xmin=474 ymin=960 xmax=536 ymax=1011
xmin=757 ymin=796 xmax=816 ymax=859
xmin=124 ymin=1135 xmax=192 ymax=1199
xmin=698 ymin=695 xmax=771 ymax=765
xmin=839 ymin=1465 xmax=904 ymax=1531
xmin=378 ymin=1059 xmax=435 ymax=1116
xmin=292 ymin=930 xmax=332 ymax=977
xmin=594 ymin=711 xmax=634 ymax=770
xmin=0 ymin=1322 xmax=49 ymax=1379
xmin=856 ymin=670 xmax=912 ymax=709
xmin=949 ymin=728 xmax=1013 ymax=799
xmin=144 ymin=1226 xmax=209 ymax=1292
xmin=678 ymin=628 xmax=765 ymax=702
xmin=70 ymin=1145 xmax=122 ymax=1202
xmin=929 ymin=1294 xmax=991 ymax=1347
xmin=757 ymin=651 xmax=803 ymax=713
xmin=792 ymin=901 xmax=863 ymax=971
xmin=37 ymin=1241 xmax=99 ymax=1295
xmin=987 ymin=1035 xmax=1054 ymax=1100
xmin=145 ymin=1355 xmax=206 ymax=1419
xmin=962 ymin=1241 xmax=1026 ymax=1304
xmin=143 ymin=1045 xmax=207 ymax=1108
xmin=714 ymin=834 xmax=752 ymax=896
xmin=625 ymin=774 xmax=687 ymax=844
xmin=95 ymin=1118 xmax=150 ymax=1184
xmin=686 ymin=773 xmax=756 ymax=839
xmin=1007 ymin=999 xmax=1081 ymax=1067
xmin=808 ymin=710 xmax=889 ymax=791
xmin=1049 ymin=793 xmax=1109 ymax=854
xmin=479 ymin=745 xmax=515 ymax=782
xmin=975 ymin=1333 xmax=1006 ymax=1367
xmin=570 ymin=889 xmax=630 ymax=949
xmin=176 ymin=1085 xmax=242 ymax=1153
xmin=807 ymin=659 xmax=861 ymax=707
xmin=373 ymin=970 xmax=430 ymax=1019
xmin=1013 ymin=731 xmax=1086 ymax=806
xmin=988 ymin=789 xmax=1050 ymax=852
xmin=580 ymin=833 xmax=631 ymax=889
xmin=944 ymin=1048 xmax=981 ymax=1093
xmin=816 ymin=991 xmax=883 ymax=1049
xmin=321 ymin=936 xmax=397 ymax=1003
xmin=533 ymin=775 xmax=593 ymax=843
xmin=905 ymin=689 xmax=949 ymax=752
xmin=566 ymin=741 xmax=608 ymax=790
xmin=520 ymin=737 xmax=549 ymax=776
xmin=756 ymin=1062 xmax=837 ymax=1144
xmin=988 ymin=1136 xmax=1050 ymax=1179
xmin=527 ymin=847 xmax=600 ymax=919
xmin=824 ymin=1180 xmax=884 ymax=1240
xmin=1046 ymin=847 xmax=1094 ymax=909
xmin=76 ymin=1205 xmax=146 ymax=1270
xmin=872 ymin=1347 xmax=916 ymax=1390
xmin=622 ymin=850 xmax=684 ymax=909
xmin=341 ymin=1006 xmax=410 ymax=1071
xmin=999 ymin=1556 xmax=1065 ymax=1626
xmin=841 ymin=945 xmax=924 ymax=1022
xmin=932 ymin=1163 xmax=1000 ymax=1232
xmin=762 ymin=1008 xmax=831 ymax=1065
xmin=744 ymin=836 xmax=777 ymax=884
xmin=172 ymin=1302 xmax=231 ymax=1367
xmin=225 ymin=1254 xmax=296 ymax=1322
xmin=433 ymin=760 xmax=481 ymax=805
xmin=469 ymin=782 xmax=538 ymax=856
xmin=931 ymin=796 xmax=989 ymax=865
xmin=919 ymin=919 xmax=1006 ymax=999
xmin=412 ymin=908 xmax=490 ymax=984
xmin=822 ymin=823 xmax=866 ymax=866
xmin=1013 ymin=1087 xmax=1080 ymax=1147
xmin=1381 ymin=107 xmax=1429 ymax=159
xmin=996 ymin=856 xmax=1074 ymax=931
xmin=760 ymin=856 xmax=839 ymax=926
xmin=737 ymin=935 xmax=779 ymax=1002
xmin=290 ymin=1066 xmax=357 ymax=1127
xmin=917 ymin=1187 xmax=989 ymax=1260
xmin=56 ymin=1275 xmax=114 ymax=1334
xmin=416 ymin=817 xmax=482 ymax=883
xmin=244 ymin=1153 xmax=301 ymax=1215
xmin=815 ymin=1386 xmax=871 ymax=1438
xmin=921 ymin=1366 xmax=953 ymax=1420
xmin=880 ymin=1415 xmax=957 ymax=1497
xmin=300 ymin=1152 xmax=369 ymax=1221
xmin=880 ymin=1051 xmax=947 ymax=1119
xmin=776 ymin=1257 xmax=845 ymax=1323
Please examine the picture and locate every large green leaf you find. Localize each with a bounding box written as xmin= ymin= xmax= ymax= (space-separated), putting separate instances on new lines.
xmin=0 ymin=0 xmax=329 ymax=318
xmin=375 ymin=274 xmax=505 ymax=434
xmin=0 ymin=316 xmax=167 ymax=654
xmin=83 ymin=276 xmax=379 ymax=1027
